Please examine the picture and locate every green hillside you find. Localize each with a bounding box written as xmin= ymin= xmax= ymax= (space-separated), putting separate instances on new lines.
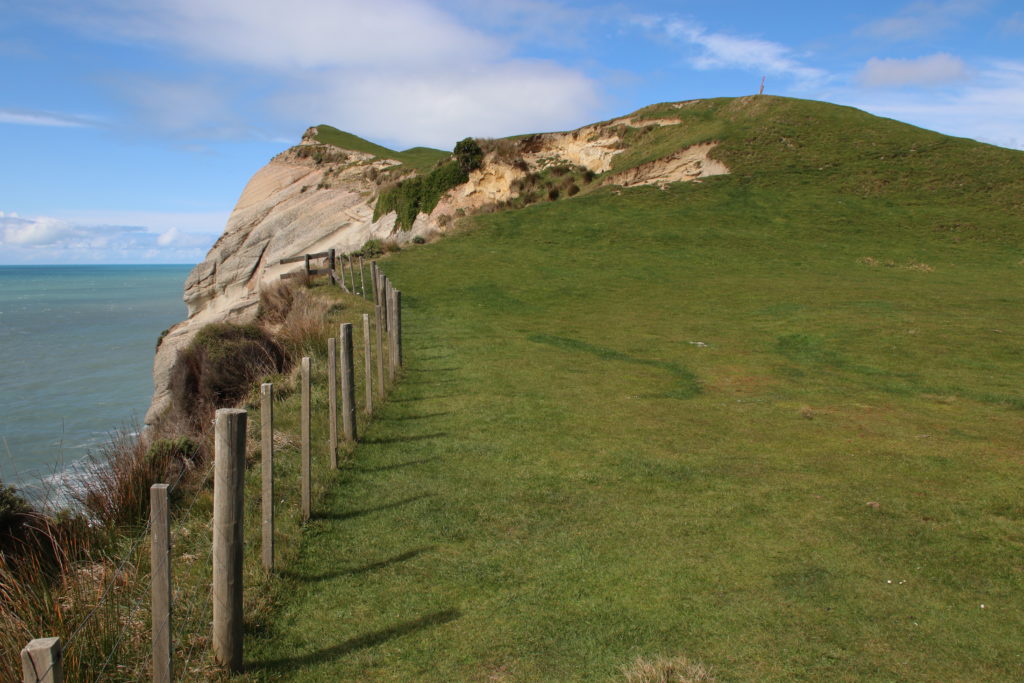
xmin=246 ymin=97 xmax=1024 ymax=680
xmin=313 ymin=124 xmax=449 ymax=173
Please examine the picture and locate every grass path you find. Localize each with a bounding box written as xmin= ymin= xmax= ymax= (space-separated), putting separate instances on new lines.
xmin=243 ymin=180 xmax=1024 ymax=681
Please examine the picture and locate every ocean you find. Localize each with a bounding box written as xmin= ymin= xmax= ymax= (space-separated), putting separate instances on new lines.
xmin=0 ymin=264 xmax=193 ymax=491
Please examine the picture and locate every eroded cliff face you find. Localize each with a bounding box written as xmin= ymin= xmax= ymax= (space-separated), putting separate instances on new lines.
xmin=146 ymin=114 xmax=730 ymax=427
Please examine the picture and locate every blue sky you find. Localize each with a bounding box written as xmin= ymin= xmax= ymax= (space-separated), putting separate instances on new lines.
xmin=1 ymin=0 xmax=1022 ymax=264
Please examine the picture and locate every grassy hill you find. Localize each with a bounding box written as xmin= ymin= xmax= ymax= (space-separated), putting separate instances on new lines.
xmin=313 ymin=124 xmax=449 ymax=173
xmin=244 ymin=97 xmax=1024 ymax=680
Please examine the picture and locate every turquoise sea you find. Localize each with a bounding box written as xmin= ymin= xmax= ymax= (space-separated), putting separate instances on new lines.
xmin=0 ymin=265 xmax=193 ymax=491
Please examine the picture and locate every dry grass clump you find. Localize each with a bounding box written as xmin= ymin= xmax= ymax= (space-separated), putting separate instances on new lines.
xmin=275 ymin=286 xmax=333 ymax=357
xmin=259 ymin=279 xmax=297 ymax=325
xmin=477 ymin=137 xmax=524 ymax=166
xmin=858 ymin=257 xmax=934 ymax=272
xmin=73 ymin=431 xmax=201 ymax=530
xmin=622 ymin=655 xmax=716 ymax=682
xmin=0 ymin=426 xmax=188 ymax=681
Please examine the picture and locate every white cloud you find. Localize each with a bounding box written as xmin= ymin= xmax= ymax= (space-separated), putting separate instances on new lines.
xmin=656 ymin=18 xmax=826 ymax=85
xmin=858 ymin=53 xmax=970 ymax=87
xmin=50 ymin=0 xmax=601 ymax=145
xmin=1 ymin=215 xmax=77 ymax=245
xmin=278 ymin=60 xmax=600 ymax=149
xmin=0 ymin=210 xmax=222 ymax=263
xmin=839 ymin=60 xmax=1024 ymax=150
xmin=0 ymin=108 xmax=95 ymax=127
xmin=84 ymin=0 xmax=502 ymax=70
xmin=858 ymin=0 xmax=985 ymax=41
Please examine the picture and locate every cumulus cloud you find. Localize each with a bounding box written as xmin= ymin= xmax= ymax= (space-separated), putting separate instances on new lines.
xmin=644 ymin=18 xmax=826 ymax=85
xmin=0 ymin=210 xmax=220 ymax=264
xmin=858 ymin=0 xmax=984 ymax=41
xmin=858 ymin=53 xmax=970 ymax=87
xmin=1 ymin=214 xmax=77 ymax=245
xmin=81 ymin=0 xmax=501 ymax=69
xmin=48 ymin=0 xmax=601 ymax=145
xmin=278 ymin=60 xmax=600 ymax=149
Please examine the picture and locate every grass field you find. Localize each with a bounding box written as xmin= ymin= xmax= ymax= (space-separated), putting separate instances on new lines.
xmin=240 ymin=99 xmax=1024 ymax=680
xmin=313 ymin=124 xmax=448 ymax=173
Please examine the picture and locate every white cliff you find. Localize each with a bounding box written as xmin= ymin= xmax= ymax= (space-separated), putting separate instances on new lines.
xmin=147 ymin=114 xmax=729 ymax=426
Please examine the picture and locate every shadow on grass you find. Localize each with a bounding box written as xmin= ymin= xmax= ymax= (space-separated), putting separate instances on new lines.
xmin=389 ymin=394 xmax=455 ymax=403
xmin=354 ymin=456 xmax=439 ymax=472
xmin=281 ymin=547 xmax=434 ymax=583
xmin=378 ymin=411 xmax=451 ymax=422
xmin=363 ymin=432 xmax=448 ymax=445
xmin=529 ymin=333 xmax=701 ymax=398
xmin=316 ymin=493 xmax=434 ymax=521
xmin=248 ymin=609 xmax=461 ymax=673
xmin=405 ymin=365 xmax=459 ymax=372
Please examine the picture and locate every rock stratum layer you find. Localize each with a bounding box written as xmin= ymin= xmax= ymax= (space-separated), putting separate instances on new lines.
xmin=146 ymin=105 xmax=729 ymax=426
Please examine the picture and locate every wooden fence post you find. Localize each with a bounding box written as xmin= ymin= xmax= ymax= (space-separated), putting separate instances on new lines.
xmin=21 ymin=637 xmax=62 ymax=683
xmin=388 ymin=287 xmax=398 ymax=384
xmin=303 ymin=254 xmax=310 ymax=277
xmin=362 ymin=313 xmax=373 ymax=414
xmin=150 ymin=483 xmax=171 ymax=683
xmin=370 ymin=261 xmax=379 ymax=304
xmin=347 ymin=256 xmax=357 ymax=295
xmin=375 ymin=303 xmax=385 ymax=399
xmin=394 ymin=290 xmax=403 ymax=368
xmin=212 ymin=408 xmax=246 ymax=673
xmin=358 ymin=256 xmax=367 ymax=298
xmin=381 ymin=276 xmax=390 ymax=332
xmin=340 ymin=323 xmax=357 ymax=442
xmin=260 ymin=383 xmax=274 ymax=572
xmin=300 ymin=357 xmax=311 ymax=521
xmin=328 ymin=337 xmax=338 ymax=469
xmin=328 ymin=248 xmax=336 ymax=280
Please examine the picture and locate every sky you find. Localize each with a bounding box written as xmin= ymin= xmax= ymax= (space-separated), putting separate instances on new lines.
xmin=1 ymin=0 xmax=1022 ymax=264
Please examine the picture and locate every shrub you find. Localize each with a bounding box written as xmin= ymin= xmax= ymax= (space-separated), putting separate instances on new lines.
xmin=360 ymin=239 xmax=384 ymax=258
xmin=567 ymin=183 xmax=580 ymax=196
xmin=374 ymin=145 xmax=473 ymax=230
xmin=454 ymin=137 xmax=484 ymax=174
xmin=0 ymin=482 xmax=33 ymax=548
xmin=548 ymin=187 xmax=560 ymax=201
xmin=413 ymin=235 xmax=426 ymax=244
xmin=169 ymin=323 xmax=286 ymax=430
xmin=383 ymin=239 xmax=402 ymax=253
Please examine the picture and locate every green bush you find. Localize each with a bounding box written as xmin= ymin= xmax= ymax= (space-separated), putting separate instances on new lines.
xmin=169 ymin=323 xmax=286 ymax=429
xmin=454 ymin=137 xmax=483 ymax=173
xmin=374 ymin=160 xmax=469 ymax=230
xmin=0 ymin=482 xmax=31 ymax=538
xmin=413 ymin=236 xmax=427 ymax=244
xmin=360 ymin=239 xmax=384 ymax=257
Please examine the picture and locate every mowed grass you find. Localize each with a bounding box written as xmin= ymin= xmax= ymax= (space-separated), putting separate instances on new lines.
xmin=241 ymin=173 xmax=1024 ymax=681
